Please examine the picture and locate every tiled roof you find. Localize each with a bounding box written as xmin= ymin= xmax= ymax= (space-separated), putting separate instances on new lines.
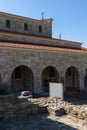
xmin=0 ymin=31 xmax=81 ymax=45
xmin=0 ymin=42 xmax=87 ymax=54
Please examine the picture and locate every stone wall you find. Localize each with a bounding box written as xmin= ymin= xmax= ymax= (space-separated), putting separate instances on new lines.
xmin=0 ymin=45 xmax=87 ymax=94
xmin=0 ymin=11 xmax=82 ymax=49
xmin=0 ymin=11 xmax=52 ymax=38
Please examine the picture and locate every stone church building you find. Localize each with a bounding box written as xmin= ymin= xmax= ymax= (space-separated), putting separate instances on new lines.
xmin=0 ymin=11 xmax=87 ymax=96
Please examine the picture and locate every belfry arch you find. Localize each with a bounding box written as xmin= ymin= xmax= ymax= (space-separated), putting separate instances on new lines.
xmin=42 ymin=66 xmax=59 ymax=93
xmin=11 ymin=65 xmax=33 ymax=92
xmin=65 ymin=66 xmax=79 ymax=92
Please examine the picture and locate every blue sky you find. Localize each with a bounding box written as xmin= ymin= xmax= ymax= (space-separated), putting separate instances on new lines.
xmin=0 ymin=0 xmax=87 ymax=47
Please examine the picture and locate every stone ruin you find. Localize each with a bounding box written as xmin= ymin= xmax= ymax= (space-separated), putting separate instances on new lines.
xmin=0 ymin=94 xmax=87 ymax=121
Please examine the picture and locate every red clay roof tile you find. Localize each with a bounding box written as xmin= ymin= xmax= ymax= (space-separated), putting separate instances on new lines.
xmin=0 ymin=42 xmax=87 ymax=54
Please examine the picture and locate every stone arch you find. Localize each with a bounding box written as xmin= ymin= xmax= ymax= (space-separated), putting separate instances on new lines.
xmin=11 ymin=65 xmax=34 ymax=92
xmin=65 ymin=66 xmax=79 ymax=92
xmin=42 ymin=66 xmax=59 ymax=93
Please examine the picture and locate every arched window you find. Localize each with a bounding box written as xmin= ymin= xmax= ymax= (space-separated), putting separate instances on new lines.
xmin=39 ymin=26 xmax=42 ymax=33
xmin=6 ymin=20 xmax=10 ymax=28
xmin=24 ymin=23 xmax=28 ymax=31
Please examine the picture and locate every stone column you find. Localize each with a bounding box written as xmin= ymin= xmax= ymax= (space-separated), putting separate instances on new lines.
xmin=2 ymin=72 xmax=11 ymax=93
xmin=60 ymin=69 xmax=65 ymax=92
xmin=33 ymin=74 xmax=42 ymax=95
xmin=79 ymin=74 xmax=85 ymax=91
xmin=79 ymin=69 xmax=86 ymax=91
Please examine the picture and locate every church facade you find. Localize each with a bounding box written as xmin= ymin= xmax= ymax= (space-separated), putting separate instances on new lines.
xmin=0 ymin=11 xmax=87 ymax=95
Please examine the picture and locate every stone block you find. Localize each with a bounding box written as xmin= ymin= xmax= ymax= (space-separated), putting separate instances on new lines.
xmin=47 ymin=107 xmax=66 ymax=116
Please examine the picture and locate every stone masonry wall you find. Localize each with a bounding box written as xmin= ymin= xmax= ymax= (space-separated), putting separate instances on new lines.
xmin=0 ymin=12 xmax=52 ymax=38
xmin=0 ymin=46 xmax=87 ymax=94
xmin=0 ymin=12 xmax=82 ymax=49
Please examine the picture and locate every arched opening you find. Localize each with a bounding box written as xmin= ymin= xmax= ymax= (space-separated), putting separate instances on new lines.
xmin=39 ymin=26 xmax=42 ymax=33
xmin=42 ymin=66 xmax=59 ymax=93
xmin=65 ymin=66 xmax=79 ymax=92
xmin=6 ymin=20 xmax=10 ymax=28
xmin=24 ymin=23 xmax=28 ymax=31
xmin=11 ymin=66 xmax=33 ymax=92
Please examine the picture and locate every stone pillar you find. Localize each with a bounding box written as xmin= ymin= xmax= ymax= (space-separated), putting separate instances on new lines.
xmin=33 ymin=74 xmax=42 ymax=95
xmin=2 ymin=73 xmax=11 ymax=93
xmin=60 ymin=77 xmax=64 ymax=86
xmin=59 ymin=69 xmax=65 ymax=92
xmin=79 ymin=68 xmax=86 ymax=91
xmin=79 ymin=74 xmax=85 ymax=91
